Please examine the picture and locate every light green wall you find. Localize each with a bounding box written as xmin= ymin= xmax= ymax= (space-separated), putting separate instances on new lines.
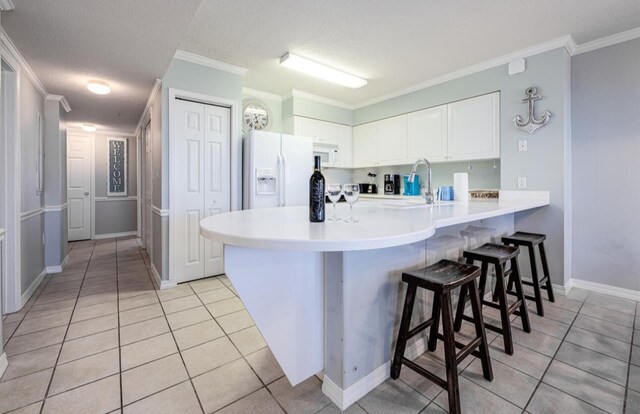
xmin=353 ymin=47 xmax=571 ymax=284
xmin=158 ymin=58 xmax=244 ymax=280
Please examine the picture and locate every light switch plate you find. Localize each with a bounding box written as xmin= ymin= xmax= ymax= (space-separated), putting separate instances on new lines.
xmin=518 ymin=177 xmax=527 ymax=189
xmin=518 ymin=140 xmax=527 ymax=152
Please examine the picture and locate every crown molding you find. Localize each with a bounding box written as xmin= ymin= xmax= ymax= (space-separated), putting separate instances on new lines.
xmin=134 ymin=78 xmax=161 ymax=136
xmin=354 ymin=35 xmax=576 ymax=109
xmin=0 ymin=28 xmax=47 ymax=97
xmin=0 ymin=0 xmax=15 ymax=11
xmin=574 ymin=26 xmax=640 ymax=55
xmin=46 ymin=94 xmax=71 ymax=112
xmin=242 ymin=87 xmax=282 ymax=102
xmin=284 ymin=89 xmax=354 ymax=110
xmin=174 ymin=49 xmax=248 ymax=76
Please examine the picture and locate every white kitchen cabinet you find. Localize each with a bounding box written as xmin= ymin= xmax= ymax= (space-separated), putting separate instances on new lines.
xmin=352 ymin=123 xmax=377 ymax=168
xmin=447 ymin=92 xmax=499 ymax=161
xmin=376 ymin=115 xmax=408 ymax=166
xmin=292 ymin=116 xmax=351 ymax=167
xmin=337 ymin=124 xmax=352 ymax=168
xmin=407 ymin=105 xmax=447 ymax=163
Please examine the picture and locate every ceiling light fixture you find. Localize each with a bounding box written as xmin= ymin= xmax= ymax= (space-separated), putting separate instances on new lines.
xmin=87 ymin=81 xmax=111 ymax=95
xmin=82 ymin=124 xmax=97 ymax=132
xmin=279 ymin=52 xmax=367 ymax=89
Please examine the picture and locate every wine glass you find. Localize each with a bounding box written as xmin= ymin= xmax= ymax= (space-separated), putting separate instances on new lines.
xmin=342 ymin=184 xmax=360 ymax=223
xmin=327 ymin=184 xmax=343 ymax=221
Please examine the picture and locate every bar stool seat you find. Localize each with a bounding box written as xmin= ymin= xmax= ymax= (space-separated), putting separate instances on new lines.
xmin=391 ymin=260 xmax=493 ymax=414
xmin=502 ymin=232 xmax=555 ymax=316
xmin=454 ymin=243 xmax=531 ymax=355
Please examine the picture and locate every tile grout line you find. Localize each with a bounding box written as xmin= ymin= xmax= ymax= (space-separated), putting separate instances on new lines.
xmin=131 ymin=239 xmax=207 ymax=414
xmin=521 ymin=290 xmax=619 ymax=414
xmin=116 ymin=238 xmax=124 ymax=412
xmin=38 ymin=239 xmax=97 ymax=414
xmin=623 ymin=303 xmax=637 ymax=414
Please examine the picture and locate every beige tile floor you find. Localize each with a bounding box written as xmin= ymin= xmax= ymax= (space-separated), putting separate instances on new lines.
xmin=0 ymin=237 xmax=638 ymax=413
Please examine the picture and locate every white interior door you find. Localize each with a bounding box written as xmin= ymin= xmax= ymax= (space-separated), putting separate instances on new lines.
xmin=203 ymin=104 xmax=230 ymax=276
xmin=67 ymin=133 xmax=92 ymax=241
xmin=144 ymin=122 xmax=153 ymax=252
xmin=173 ymin=99 xmax=231 ymax=283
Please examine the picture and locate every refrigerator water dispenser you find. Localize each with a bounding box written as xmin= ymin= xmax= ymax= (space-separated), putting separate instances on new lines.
xmin=256 ymin=168 xmax=277 ymax=195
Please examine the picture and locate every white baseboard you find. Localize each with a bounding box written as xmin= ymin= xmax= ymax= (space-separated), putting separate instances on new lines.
xmin=45 ymin=253 xmax=71 ymax=274
xmin=150 ymin=263 xmax=177 ymax=290
xmin=571 ymin=278 xmax=640 ymax=302
xmin=552 ymin=281 xmax=572 ymax=296
xmin=21 ymin=268 xmax=46 ymax=307
xmin=0 ymin=353 xmax=7 ymax=379
xmin=93 ymin=231 xmax=137 ymax=240
xmin=322 ymin=361 xmax=391 ymax=410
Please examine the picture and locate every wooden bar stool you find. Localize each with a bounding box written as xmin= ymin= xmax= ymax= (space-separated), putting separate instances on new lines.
xmin=453 ymin=243 xmax=531 ymax=355
xmin=391 ymin=260 xmax=493 ymax=414
xmin=502 ymin=232 xmax=555 ymax=316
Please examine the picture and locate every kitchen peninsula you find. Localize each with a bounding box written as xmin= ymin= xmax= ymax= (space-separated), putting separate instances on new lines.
xmin=199 ymin=191 xmax=549 ymax=410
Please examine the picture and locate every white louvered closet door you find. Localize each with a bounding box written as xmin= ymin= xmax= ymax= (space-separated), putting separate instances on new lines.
xmin=174 ymin=99 xmax=231 ymax=283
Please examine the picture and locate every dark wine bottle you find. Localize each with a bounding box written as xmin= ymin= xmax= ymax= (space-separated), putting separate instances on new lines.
xmin=309 ymin=155 xmax=325 ymax=222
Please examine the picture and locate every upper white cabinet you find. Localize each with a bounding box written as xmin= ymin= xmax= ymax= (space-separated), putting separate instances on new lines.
xmin=291 ymin=116 xmax=352 ymax=168
xmin=377 ymin=115 xmax=408 ymax=166
xmin=447 ymin=93 xmax=500 ymax=161
xmin=407 ymin=105 xmax=447 ymax=163
xmin=352 ymin=122 xmax=376 ymax=168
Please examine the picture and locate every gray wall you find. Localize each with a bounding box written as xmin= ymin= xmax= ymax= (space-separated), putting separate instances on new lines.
xmin=283 ymin=95 xmax=353 ymax=126
xmin=155 ymin=58 xmax=244 ymax=280
xmin=353 ymin=48 xmax=571 ymax=285
xmin=19 ymin=70 xmax=45 ymax=294
xmin=94 ymin=133 xmax=137 ymax=236
xmin=571 ymin=38 xmax=640 ymax=291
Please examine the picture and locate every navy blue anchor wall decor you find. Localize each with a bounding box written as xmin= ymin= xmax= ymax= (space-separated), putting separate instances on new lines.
xmin=513 ymin=87 xmax=551 ymax=134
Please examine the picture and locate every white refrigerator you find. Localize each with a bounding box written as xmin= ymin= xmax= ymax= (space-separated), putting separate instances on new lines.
xmin=244 ymin=130 xmax=313 ymax=209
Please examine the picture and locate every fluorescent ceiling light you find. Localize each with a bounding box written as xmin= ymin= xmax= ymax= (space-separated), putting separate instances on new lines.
xmin=279 ymin=53 xmax=367 ymax=89
xmin=82 ymin=124 xmax=96 ymax=132
xmin=87 ymin=81 xmax=111 ymax=95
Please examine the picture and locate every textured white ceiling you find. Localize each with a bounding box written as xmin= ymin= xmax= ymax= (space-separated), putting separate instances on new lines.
xmin=181 ymin=0 xmax=640 ymax=105
xmin=2 ymin=0 xmax=201 ymax=132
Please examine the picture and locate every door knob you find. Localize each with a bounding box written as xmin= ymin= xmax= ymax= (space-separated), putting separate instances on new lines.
xmin=84 ymin=192 xmax=90 ymax=196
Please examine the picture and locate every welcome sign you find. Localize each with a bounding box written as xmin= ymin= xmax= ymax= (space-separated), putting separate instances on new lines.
xmin=107 ymin=137 xmax=127 ymax=196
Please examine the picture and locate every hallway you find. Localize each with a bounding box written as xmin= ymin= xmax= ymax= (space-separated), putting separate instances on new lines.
xmin=0 ymin=238 xmax=288 ymax=413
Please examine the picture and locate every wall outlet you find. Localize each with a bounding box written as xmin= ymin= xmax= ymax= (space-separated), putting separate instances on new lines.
xmin=42 ymin=233 xmax=46 ymax=245
xmin=518 ymin=140 xmax=528 ymax=152
xmin=518 ymin=177 xmax=527 ymax=189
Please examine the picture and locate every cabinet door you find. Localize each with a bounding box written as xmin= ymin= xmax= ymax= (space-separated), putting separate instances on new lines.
xmin=376 ymin=115 xmax=408 ymax=166
xmin=320 ymin=121 xmax=339 ymax=145
xmin=352 ymin=123 xmax=377 ymax=168
xmin=300 ymin=117 xmax=322 ymax=144
xmin=407 ymin=105 xmax=447 ymax=163
xmin=447 ymin=93 xmax=500 ymax=161
xmin=337 ymin=124 xmax=352 ymax=168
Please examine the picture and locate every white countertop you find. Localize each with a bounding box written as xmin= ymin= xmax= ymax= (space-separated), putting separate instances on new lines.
xmin=200 ymin=192 xmax=549 ymax=252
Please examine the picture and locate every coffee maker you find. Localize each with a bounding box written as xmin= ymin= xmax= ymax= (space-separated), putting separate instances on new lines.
xmin=384 ymin=174 xmax=401 ymax=195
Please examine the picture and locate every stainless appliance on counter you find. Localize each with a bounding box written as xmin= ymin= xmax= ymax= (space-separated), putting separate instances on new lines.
xmin=360 ymin=172 xmax=378 ymax=194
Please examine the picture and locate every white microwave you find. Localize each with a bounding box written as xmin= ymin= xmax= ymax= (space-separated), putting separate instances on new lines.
xmin=313 ymin=144 xmax=340 ymax=168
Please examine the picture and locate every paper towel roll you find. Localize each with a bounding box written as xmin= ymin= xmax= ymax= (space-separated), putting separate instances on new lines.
xmin=453 ymin=173 xmax=469 ymax=202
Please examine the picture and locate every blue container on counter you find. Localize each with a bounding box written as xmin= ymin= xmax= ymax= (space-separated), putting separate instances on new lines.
xmin=403 ymin=175 xmax=421 ymax=196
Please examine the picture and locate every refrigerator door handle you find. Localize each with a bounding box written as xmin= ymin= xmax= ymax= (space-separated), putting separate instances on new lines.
xmin=281 ymin=152 xmax=288 ymax=207
xmin=276 ymin=154 xmax=283 ymax=207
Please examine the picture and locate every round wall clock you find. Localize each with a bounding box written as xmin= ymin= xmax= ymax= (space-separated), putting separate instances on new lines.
xmin=242 ymin=99 xmax=272 ymax=132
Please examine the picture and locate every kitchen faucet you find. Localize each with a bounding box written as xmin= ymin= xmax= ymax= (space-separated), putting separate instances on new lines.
xmin=408 ymin=158 xmax=434 ymax=204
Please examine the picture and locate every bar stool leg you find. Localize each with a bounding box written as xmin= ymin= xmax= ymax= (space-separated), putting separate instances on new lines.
xmin=467 ymin=278 xmax=493 ymax=381
xmin=441 ymin=290 xmax=461 ymax=414
xmin=528 ymin=245 xmax=545 ymax=316
xmin=477 ymin=261 xmax=489 ymax=300
xmin=428 ymin=292 xmax=441 ymax=352
xmin=511 ymin=257 xmax=531 ymax=333
xmin=391 ymin=283 xmax=417 ymax=379
xmin=539 ymin=242 xmax=556 ymax=303
xmin=494 ymin=263 xmax=514 ymax=355
xmin=453 ymin=283 xmax=467 ymax=332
